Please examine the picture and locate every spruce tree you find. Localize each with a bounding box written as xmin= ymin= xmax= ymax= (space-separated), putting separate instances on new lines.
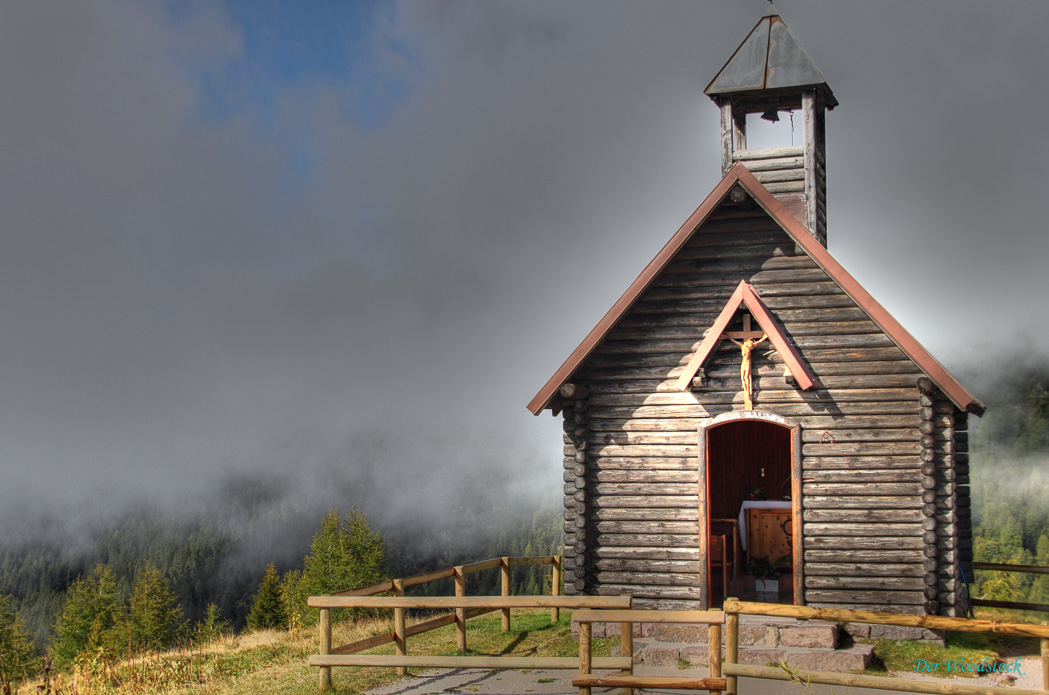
xmin=295 ymin=508 xmax=386 ymax=621
xmin=194 ymin=604 xmax=230 ymax=645
xmin=0 ymin=592 xmax=37 ymax=687
xmin=279 ymin=569 xmax=306 ymax=631
xmin=120 ymin=562 xmax=183 ymax=652
xmin=52 ymin=564 xmax=121 ymax=666
xmin=246 ymin=564 xmax=287 ymax=630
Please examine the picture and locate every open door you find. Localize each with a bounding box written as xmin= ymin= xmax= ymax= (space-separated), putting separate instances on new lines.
xmin=697 ymin=412 xmax=802 ymax=608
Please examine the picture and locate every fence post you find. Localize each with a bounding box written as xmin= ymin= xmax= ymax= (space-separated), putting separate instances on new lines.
xmin=454 ymin=566 xmax=467 ymax=652
xmin=551 ymin=555 xmax=562 ymax=624
xmin=578 ymin=619 xmax=592 ymax=695
xmin=709 ymin=621 xmax=723 ymax=694
xmin=393 ymin=578 xmax=406 ymax=677
xmin=501 ymin=557 xmax=511 ymax=631
xmin=319 ymin=607 xmax=332 ymax=691
xmin=620 ymin=617 xmax=633 ymax=695
xmin=725 ymin=600 xmax=739 ymax=695
xmin=1041 ymin=628 xmax=1048 ymax=692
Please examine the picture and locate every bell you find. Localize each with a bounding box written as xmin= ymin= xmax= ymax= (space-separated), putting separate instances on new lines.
xmin=760 ymin=105 xmax=780 ymax=122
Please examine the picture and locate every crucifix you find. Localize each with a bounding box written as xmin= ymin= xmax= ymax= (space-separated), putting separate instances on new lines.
xmin=723 ymin=313 xmax=767 ymax=410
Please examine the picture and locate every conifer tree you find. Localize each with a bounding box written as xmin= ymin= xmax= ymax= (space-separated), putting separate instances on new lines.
xmin=52 ymin=564 xmax=121 ymax=666
xmin=0 ymin=592 xmax=37 ymax=687
xmin=293 ymin=508 xmax=386 ymax=621
xmin=194 ymin=604 xmax=230 ymax=645
xmin=280 ymin=569 xmax=306 ymax=632
xmin=246 ymin=564 xmax=287 ymax=630
xmin=120 ymin=562 xmax=183 ymax=652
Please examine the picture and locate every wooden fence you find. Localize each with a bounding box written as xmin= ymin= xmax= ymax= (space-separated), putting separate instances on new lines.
xmin=972 ymin=562 xmax=1049 ymax=613
xmin=574 ymin=609 xmax=725 ymax=695
xmin=720 ymin=599 xmax=1049 ymax=695
xmin=309 ymin=555 xmax=633 ymax=690
xmin=573 ymin=601 xmax=1049 ymax=695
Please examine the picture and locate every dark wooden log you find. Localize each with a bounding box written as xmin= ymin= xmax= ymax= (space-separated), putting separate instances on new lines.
xmin=595 ymin=559 xmax=701 ymax=574
xmin=803 ymin=442 xmax=920 ymax=457
xmin=592 ymin=547 xmax=700 ymax=561
xmin=804 ymin=590 xmax=924 ymax=605
xmin=803 ymin=509 xmax=921 ymax=523
xmin=588 ymin=402 xmax=919 ymax=420
xmin=568 ymin=443 xmax=697 ymax=458
xmin=587 ymin=456 xmax=697 ymax=470
xmin=803 ymin=456 xmax=921 ymax=470
xmin=590 ymin=470 xmax=698 ymax=484
xmin=804 ymin=523 xmax=921 ymax=537
xmin=589 ymin=495 xmax=698 ymax=509
xmin=596 ymin=572 xmax=701 ymax=587
xmin=593 ymin=520 xmax=699 ymax=535
xmin=804 ymin=470 xmax=921 ymax=483
xmin=805 ymin=495 xmax=921 ymax=509
xmin=592 ymin=585 xmax=704 ymax=600
xmin=803 ymin=549 xmax=928 ymax=563
xmin=800 ymin=428 xmax=919 ymax=443
xmin=560 ymin=383 xmax=589 ymax=400
xmin=587 ymin=385 xmax=917 ymax=402
xmin=805 ymin=576 xmax=925 ymax=591
xmin=805 ymin=537 xmax=924 ymax=550
xmin=586 ymin=482 xmax=700 ymax=496
xmin=591 ymin=508 xmax=699 ymax=522
xmin=595 ymin=533 xmax=703 ymax=547
xmin=806 ymin=563 xmax=924 ymax=577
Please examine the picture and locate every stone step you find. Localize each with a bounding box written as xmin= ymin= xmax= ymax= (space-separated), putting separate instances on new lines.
xmin=629 ymin=639 xmax=875 ymax=673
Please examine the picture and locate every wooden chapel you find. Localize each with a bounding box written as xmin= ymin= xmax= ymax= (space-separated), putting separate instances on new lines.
xmin=527 ymin=5 xmax=983 ymax=616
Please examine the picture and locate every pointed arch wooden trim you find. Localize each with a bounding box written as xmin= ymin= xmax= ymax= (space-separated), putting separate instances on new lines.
xmin=675 ymin=280 xmax=817 ymax=392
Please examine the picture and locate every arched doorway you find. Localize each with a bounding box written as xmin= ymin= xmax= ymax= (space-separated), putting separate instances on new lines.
xmin=697 ymin=412 xmax=802 ymax=608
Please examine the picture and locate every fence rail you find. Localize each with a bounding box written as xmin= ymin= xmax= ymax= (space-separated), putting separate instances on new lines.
xmin=310 ymin=560 xmax=1049 ymax=694
xmin=311 ymin=555 xmax=601 ymax=690
xmin=971 ymin=562 xmax=1049 ymax=614
xmin=722 ymin=600 xmax=1049 ymax=695
xmin=573 ymin=609 xmax=725 ymax=695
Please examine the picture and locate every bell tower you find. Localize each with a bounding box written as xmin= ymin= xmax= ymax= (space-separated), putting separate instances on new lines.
xmin=705 ymin=4 xmax=836 ymax=246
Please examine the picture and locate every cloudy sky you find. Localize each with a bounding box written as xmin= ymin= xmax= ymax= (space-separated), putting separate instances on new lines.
xmin=1 ymin=1 xmax=1046 ymax=539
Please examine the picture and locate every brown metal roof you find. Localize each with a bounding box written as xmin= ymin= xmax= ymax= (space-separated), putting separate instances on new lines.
xmin=527 ymin=163 xmax=984 ymax=416
xmin=674 ymin=280 xmax=817 ymax=392
xmin=705 ymin=4 xmax=838 ymax=109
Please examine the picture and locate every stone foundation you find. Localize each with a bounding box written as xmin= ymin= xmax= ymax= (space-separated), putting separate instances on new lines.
xmin=582 ymin=616 xmax=947 ymax=673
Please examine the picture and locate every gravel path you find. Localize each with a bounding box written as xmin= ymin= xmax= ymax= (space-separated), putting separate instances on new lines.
xmin=366 ymin=659 xmax=1046 ymax=695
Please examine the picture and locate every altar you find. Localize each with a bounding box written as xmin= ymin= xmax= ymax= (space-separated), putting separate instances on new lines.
xmin=738 ymin=500 xmax=792 ymax=558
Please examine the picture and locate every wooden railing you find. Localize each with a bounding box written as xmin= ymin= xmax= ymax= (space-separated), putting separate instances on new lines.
xmin=971 ymin=562 xmax=1049 ymax=613
xmin=308 ymin=555 xmax=618 ymax=690
xmin=721 ymin=599 xmax=1049 ymax=695
xmin=309 ymin=596 xmax=632 ymax=691
xmin=573 ymin=609 xmax=726 ymax=695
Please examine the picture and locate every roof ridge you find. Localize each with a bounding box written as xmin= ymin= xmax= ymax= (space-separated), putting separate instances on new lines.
xmin=527 ymin=165 xmax=984 ymax=416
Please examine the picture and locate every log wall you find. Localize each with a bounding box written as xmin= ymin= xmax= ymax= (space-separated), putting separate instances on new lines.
xmin=561 ymin=199 xmax=968 ymax=613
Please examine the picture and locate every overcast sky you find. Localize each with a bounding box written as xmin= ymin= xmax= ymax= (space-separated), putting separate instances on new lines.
xmin=1 ymin=1 xmax=1046 ymax=541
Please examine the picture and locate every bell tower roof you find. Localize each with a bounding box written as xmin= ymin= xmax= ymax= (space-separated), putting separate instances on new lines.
xmin=705 ymin=3 xmax=837 ymax=109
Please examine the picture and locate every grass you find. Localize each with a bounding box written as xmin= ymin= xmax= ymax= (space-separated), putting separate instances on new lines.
xmin=16 ymin=609 xmax=613 ymax=695
xmin=865 ymin=631 xmax=1028 ymax=679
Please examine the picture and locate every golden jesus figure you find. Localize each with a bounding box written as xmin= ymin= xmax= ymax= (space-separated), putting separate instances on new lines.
xmin=728 ymin=333 xmax=767 ymax=409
